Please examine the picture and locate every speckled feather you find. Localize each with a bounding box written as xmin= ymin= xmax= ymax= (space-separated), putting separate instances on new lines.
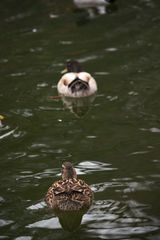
xmin=45 ymin=178 xmax=93 ymax=211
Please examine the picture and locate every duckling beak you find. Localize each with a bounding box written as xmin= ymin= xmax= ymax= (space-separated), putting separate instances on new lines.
xmin=61 ymin=68 xmax=68 ymax=74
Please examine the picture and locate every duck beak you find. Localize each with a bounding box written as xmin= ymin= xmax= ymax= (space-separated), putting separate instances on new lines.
xmin=61 ymin=68 xmax=68 ymax=74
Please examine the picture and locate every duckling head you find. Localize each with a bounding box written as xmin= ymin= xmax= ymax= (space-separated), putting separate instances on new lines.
xmin=61 ymin=162 xmax=77 ymax=180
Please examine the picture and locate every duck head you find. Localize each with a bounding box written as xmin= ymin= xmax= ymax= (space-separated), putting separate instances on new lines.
xmin=61 ymin=162 xmax=77 ymax=180
xmin=62 ymin=60 xmax=82 ymax=73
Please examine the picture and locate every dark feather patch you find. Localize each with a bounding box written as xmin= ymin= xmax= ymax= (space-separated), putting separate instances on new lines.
xmin=68 ymin=78 xmax=89 ymax=93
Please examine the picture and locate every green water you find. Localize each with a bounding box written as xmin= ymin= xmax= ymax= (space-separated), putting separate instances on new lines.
xmin=0 ymin=0 xmax=160 ymax=239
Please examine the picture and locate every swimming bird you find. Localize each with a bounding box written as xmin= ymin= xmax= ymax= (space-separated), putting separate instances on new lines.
xmin=45 ymin=162 xmax=93 ymax=211
xmin=73 ymin=0 xmax=116 ymax=17
xmin=57 ymin=60 xmax=97 ymax=98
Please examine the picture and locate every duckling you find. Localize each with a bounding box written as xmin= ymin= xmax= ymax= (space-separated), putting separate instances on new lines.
xmin=73 ymin=0 xmax=116 ymax=17
xmin=45 ymin=162 xmax=93 ymax=211
xmin=57 ymin=60 xmax=97 ymax=98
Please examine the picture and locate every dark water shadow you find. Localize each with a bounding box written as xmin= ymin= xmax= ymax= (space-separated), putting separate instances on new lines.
xmin=54 ymin=208 xmax=89 ymax=232
xmin=61 ymin=94 xmax=96 ymax=117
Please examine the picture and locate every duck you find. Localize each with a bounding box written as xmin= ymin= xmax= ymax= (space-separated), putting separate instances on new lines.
xmin=45 ymin=162 xmax=93 ymax=211
xmin=57 ymin=60 xmax=97 ymax=98
xmin=73 ymin=0 xmax=116 ymax=17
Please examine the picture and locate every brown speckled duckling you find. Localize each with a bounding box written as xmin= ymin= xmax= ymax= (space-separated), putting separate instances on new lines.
xmin=45 ymin=162 xmax=93 ymax=211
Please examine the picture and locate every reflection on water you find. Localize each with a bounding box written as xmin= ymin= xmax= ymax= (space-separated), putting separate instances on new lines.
xmin=83 ymin=200 xmax=159 ymax=239
xmin=60 ymin=95 xmax=96 ymax=117
xmin=26 ymin=198 xmax=159 ymax=239
xmin=55 ymin=210 xmax=87 ymax=232
xmin=27 ymin=210 xmax=86 ymax=232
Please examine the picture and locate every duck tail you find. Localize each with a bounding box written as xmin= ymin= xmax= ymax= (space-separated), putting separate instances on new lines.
xmin=68 ymin=78 xmax=89 ymax=93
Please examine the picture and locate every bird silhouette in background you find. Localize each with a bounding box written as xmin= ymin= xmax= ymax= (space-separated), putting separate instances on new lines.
xmin=73 ymin=0 xmax=117 ymax=18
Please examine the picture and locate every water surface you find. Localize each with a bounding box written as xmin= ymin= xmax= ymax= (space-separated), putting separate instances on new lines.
xmin=0 ymin=0 xmax=160 ymax=239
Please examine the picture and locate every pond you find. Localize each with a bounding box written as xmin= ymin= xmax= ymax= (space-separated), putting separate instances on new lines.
xmin=0 ymin=0 xmax=160 ymax=239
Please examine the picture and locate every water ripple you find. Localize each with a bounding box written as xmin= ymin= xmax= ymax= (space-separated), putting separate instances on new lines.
xmin=49 ymin=14 xmax=59 ymax=19
xmin=86 ymin=226 xmax=158 ymax=238
xmin=27 ymin=201 xmax=46 ymax=210
xmin=36 ymin=82 xmax=48 ymax=89
xmin=26 ymin=199 xmax=159 ymax=239
xmin=38 ymin=106 xmax=62 ymax=111
xmin=16 ymin=168 xmax=58 ymax=181
xmin=76 ymin=161 xmax=117 ymax=175
xmin=94 ymin=72 xmax=110 ymax=75
xmin=82 ymin=200 xmax=159 ymax=239
xmin=78 ymin=55 xmax=101 ymax=63
xmin=5 ymin=11 xmax=32 ymax=22
xmin=59 ymin=41 xmax=73 ymax=45
xmin=11 ymin=109 xmax=33 ymax=117
xmin=0 ymin=128 xmax=17 ymax=140
xmin=14 ymin=236 xmax=32 ymax=240
xmin=8 ymin=152 xmax=27 ymax=160
xmin=10 ymin=72 xmax=26 ymax=77
xmin=26 ymin=217 xmax=61 ymax=230
xmin=0 ymin=219 xmax=14 ymax=227
xmin=92 ymin=177 xmax=155 ymax=193
xmin=0 ymin=196 xmax=5 ymax=204
xmin=140 ymin=127 xmax=160 ymax=133
xmin=105 ymin=47 xmax=118 ymax=52
xmin=129 ymin=150 xmax=149 ymax=155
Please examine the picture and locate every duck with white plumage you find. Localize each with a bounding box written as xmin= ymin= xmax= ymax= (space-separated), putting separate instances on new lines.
xmin=73 ymin=0 xmax=116 ymax=17
xmin=57 ymin=60 xmax=97 ymax=98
